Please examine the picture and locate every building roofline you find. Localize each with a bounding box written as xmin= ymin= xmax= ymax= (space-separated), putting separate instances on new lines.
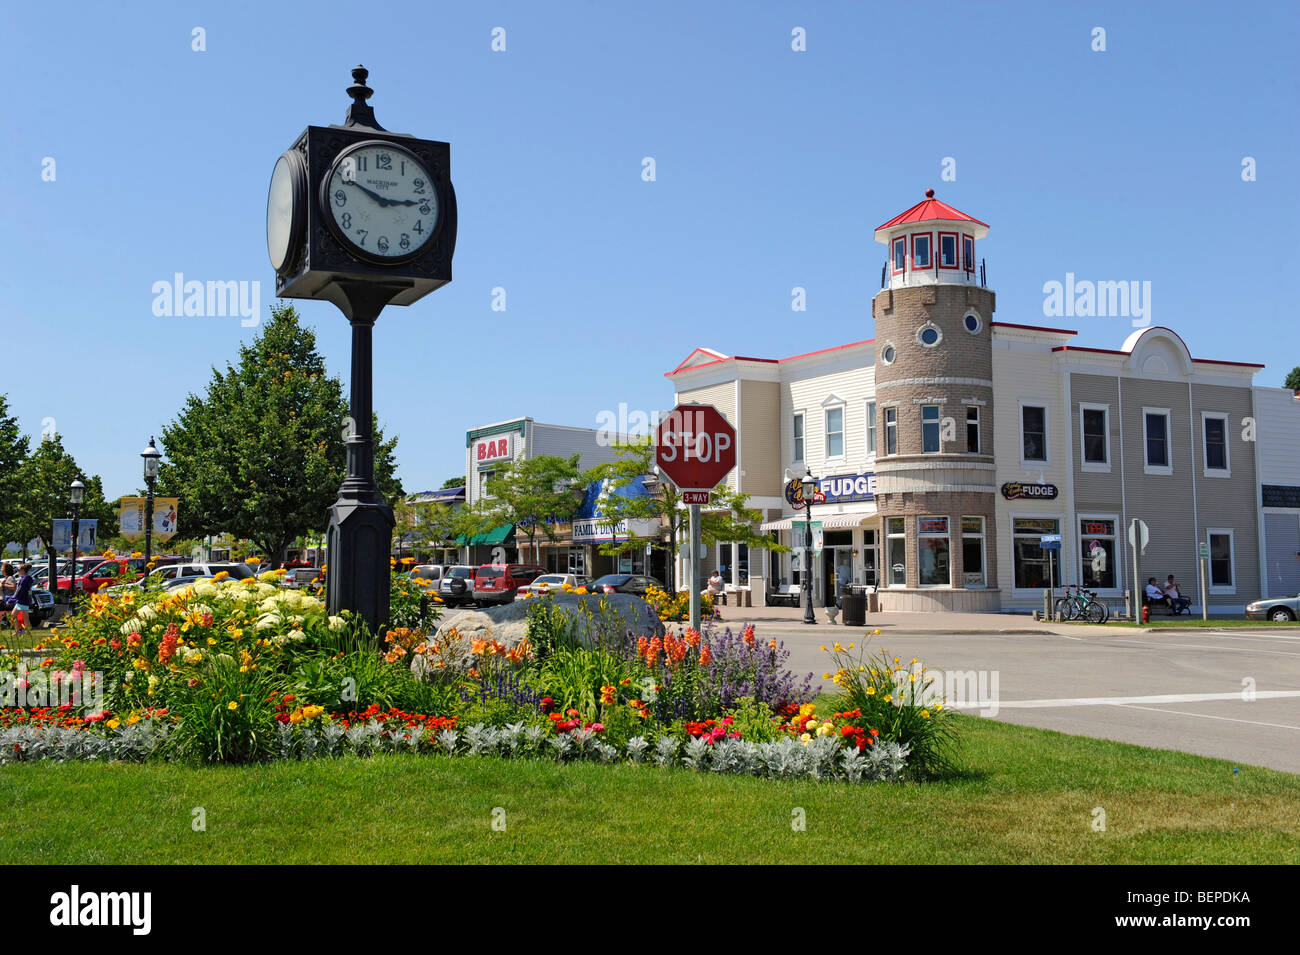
xmin=991 ymin=321 xmax=1079 ymax=336
xmin=665 ymin=339 xmax=875 ymax=378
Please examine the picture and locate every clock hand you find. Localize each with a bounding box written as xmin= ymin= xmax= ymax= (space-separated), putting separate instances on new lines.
xmin=344 ymin=179 xmax=398 ymax=207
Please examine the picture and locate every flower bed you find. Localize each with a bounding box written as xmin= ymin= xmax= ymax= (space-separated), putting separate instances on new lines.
xmin=0 ymin=582 xmax=957 ymax=781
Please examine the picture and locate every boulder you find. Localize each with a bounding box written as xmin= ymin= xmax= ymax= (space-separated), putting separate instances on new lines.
xmin=410 ymin=593 xmax=663 ymax=681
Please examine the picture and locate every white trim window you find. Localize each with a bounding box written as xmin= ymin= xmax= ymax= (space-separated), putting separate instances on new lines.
xmin=792 ymin=411 xmax=805 ymax=464
xmin=961 ymin=516 xmax=985 ymax=588
xmin=824 ymin=404 xmax=845 ymax=459
xmin=965 ymin=405 xmax=980 ymax=454
xmin=886 ymin=517 xmax=906 ymax=587
xmin=1020 ymin=402 xmax=1048 ymax=465
xmin=1202 ymin=412 xmax=1230 ymax=477
xmin=884 ymin=406 xmax=898 ymax=455
xmin=866 ymin=401 xmax=877 ymax=455
xmin=921 ymin=405 xmax=942 ymax=453
xmin=1012 ymin=517 xmax=1061 ymax=591
xmin=1207 ymin=528 xmax=1236 ymax=593
xmin=1143 ymin=408 xmax=1173 ymax=475
xmin=917 ymin=517 xmax=950 ymax=587
xmin=1079 ymin=403 xmax=1110 ymax=471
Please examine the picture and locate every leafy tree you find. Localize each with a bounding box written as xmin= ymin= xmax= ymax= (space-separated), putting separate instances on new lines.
xmin=455 ymin=454 xmax=590 ymax=564
xmin=1285 ymin=366 xmax=1300 ymax=391
xmin=157 ymin=303 xmax=402 ymax=564
xmin=440 ymin=475 xmax=466 ymax=489
xmin=589 ymin=440 xmax=783 ymax=592
xmin=0 ymin=395 xmax=30 ymax=545
xmin=8 ymin=434 xmax=115 ymax=556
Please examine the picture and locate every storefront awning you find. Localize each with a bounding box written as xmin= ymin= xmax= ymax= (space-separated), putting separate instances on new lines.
xmin=762 ymin=510 xmax=877 ymax=531
xmin=454 ymin=523 xmax=515 ymax=547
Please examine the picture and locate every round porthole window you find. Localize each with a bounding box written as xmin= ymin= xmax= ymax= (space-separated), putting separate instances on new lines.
xmin=963 ymin=312 xmax=981 ymax=334
xmin=915 ymin=322 xmax=942 ymax=348
xmin=881 ymin=343 xmax=897 ymax=364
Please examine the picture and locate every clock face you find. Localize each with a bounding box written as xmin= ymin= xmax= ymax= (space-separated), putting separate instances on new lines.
xmin=323 ymin=142 xmax=438 ymax=261
xmin=266 ymin=152 xmax=303 ymax=272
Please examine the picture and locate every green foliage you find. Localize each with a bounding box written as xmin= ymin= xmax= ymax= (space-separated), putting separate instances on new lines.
xmin=166 ymin=654 xmax=288 ymax=764
xmin=1285 ymin=366 xmax=1300 ymax=391
xmin=455 ymin=454 xmax=593 ymax=562
xmin=5 ymin=433 xmax=115 ymax=554
xmin=0 ymin=395 xmax=29 ymax=544
xmin=440 ymin=475 xmax=465 ymax=489
xmin=723 ymin=697 xmax=783 ymax=743
xmin=535 ymin=647 xmax=628 ymax=716
xmin=156 ymin=303 xmax=402 ymax=562
xmin=588 ymin=440 xmax=785 ymax=591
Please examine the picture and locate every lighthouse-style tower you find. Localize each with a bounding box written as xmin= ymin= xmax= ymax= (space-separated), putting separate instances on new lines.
xmin=871 ymin=190 xmax=999 ymax=610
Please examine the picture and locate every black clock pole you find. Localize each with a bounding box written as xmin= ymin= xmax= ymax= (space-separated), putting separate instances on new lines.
xmin=325 ymin=281 xmax=410 ymax=636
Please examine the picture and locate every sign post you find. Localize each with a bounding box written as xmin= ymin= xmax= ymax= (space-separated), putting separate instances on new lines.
xmin=1198 ymin=540 xmax=1210 ymax=621
xmin=655 ymin=404 xmax=737 ymax=631
xmin=1128 ymin=518 xmax=1149 ymax=625
xmin=1040 ymin=534 xmax=1062 ymax=620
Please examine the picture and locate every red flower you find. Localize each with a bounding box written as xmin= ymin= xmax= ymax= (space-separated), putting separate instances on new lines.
xmin=539 ymin=697 xmax=556 ymax=712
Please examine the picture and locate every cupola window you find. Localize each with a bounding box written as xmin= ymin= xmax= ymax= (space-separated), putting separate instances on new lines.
xmin=912 ymin=234 xmax=931 ymax=269
xmin=892 ymin=237 xmax=906 ymax=273
xmin=938 ymin=232 xmax=958 ymax=269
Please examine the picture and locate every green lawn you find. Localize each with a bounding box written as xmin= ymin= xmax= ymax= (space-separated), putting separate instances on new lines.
xmin=2 ymin=716 xmax=1297 ymax=864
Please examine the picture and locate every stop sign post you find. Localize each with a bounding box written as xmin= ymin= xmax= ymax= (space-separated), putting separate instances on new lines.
xmin=656 ymin=404 xmax=738 ymax=629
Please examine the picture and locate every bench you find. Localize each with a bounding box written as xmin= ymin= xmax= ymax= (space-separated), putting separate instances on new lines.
xmin=766 ymin=584 xmax=802 ymax=608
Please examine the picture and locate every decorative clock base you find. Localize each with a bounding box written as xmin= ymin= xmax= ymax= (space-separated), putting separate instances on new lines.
xmin=326 ymin=495 xmax=395 ymax=638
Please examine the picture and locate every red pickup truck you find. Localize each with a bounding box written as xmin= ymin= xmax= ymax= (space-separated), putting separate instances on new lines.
xmin=56 ymin=556 xmax=148 ymax=596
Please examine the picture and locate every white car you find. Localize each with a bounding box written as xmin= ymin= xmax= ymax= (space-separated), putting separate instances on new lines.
xmin=516 ymin=573 xmax=591 ymax=596
xmin=438 ymin=565 xmax=478 ymax=607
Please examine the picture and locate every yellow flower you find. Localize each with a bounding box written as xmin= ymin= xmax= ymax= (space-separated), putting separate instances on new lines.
xmin=106 ymin=719 xmax=121 ymax=730
xmin=227 ymin=701 xmax=239 ymax=710
xmin=866 ymin=686 xmax=876 ymax=696
xmin=920 ymin=710 xmax=930 ymax=719
xmin=127 ymin=713 xmax=141 ymax=726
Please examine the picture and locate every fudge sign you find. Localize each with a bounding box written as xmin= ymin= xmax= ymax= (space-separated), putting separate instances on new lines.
xmin=1001 ymin=481 xmax=1059 ymax=501
xmin=655 ymin=403 xmax=736 ymax=491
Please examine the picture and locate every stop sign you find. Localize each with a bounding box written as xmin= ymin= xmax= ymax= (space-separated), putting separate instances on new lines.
xmin=656 ymin=403 xmax=737 ymax=491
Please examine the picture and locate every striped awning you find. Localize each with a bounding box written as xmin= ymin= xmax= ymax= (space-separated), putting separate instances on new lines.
xmin=761 ymin=510 xmax=877 ymax=531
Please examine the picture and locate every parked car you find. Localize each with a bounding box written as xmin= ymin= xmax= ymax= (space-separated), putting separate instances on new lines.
xmin=516 ymin=573 xmax=591 ymax=596
xmin=473 ymin=564 xmax=546 ymax=607
xmin=411 ymin=564 xmax=449 ymax=586
xmin=29 ymin=585 xmax=56 ymax=624
xmin=1245 ymin=593 xmax=1300 ymax=622
xmin=104 ymin=561 xmax=256 ymax=595
xmin=590 ymin=573 xmax=663 ymax=597
xmin=283 ymin=567 xmax=324 ymax=590
xmin=438 ymin=565 xmax=479 ymax=608
xmin=56 ymin=556 xmax=149 ymax=596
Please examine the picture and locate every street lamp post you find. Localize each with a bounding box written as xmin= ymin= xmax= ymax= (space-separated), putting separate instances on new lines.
xmin=802 ymin=468 xmax=817 ymax=625
xmin=141 ymin=438 xmax=162 ymax=572
xmin=68 ymin=479 xmax=84 ymax=607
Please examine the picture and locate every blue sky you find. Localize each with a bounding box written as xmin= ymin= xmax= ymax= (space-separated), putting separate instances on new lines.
xmin=3 ymin=0 xmax=1297 ymax=500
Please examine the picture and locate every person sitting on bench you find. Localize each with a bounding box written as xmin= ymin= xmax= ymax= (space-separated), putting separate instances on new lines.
xmin=1162 ymin=575 xmax=1191 ymax=615
xmin=705 ymin=570 xmax=725 ymax=612
xmin=1144 ymin=577 xmax=1172 ymax=613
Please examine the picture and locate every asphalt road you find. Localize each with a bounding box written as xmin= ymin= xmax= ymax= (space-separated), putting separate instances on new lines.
xmin=741 ymin=622 xmax=1300 ymax=774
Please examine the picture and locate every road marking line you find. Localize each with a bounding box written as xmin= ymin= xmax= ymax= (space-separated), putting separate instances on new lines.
xmin=1103 ymin=639 xmax=1300 ymax=657
xmin=946 ymin=689 xmax=1300 ymax=709
xmin=1113 ymin=703 xmax=1300 ymax=732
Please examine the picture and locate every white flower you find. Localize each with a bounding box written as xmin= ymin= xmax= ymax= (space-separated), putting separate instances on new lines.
xmin=328 ymin=616 xmax=346 ymax=631
xmin=254 ymin=613 xmax=279 ymax=631
xmin=288 ymin=629 xmax=306 ymax=642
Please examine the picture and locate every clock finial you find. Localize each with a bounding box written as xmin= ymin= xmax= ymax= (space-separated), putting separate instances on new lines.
xmin=343 ymin=64 xmax=386 ymax=131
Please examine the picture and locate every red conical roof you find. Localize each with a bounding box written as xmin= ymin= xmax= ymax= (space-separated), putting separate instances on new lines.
xmin=874 ymin=189 xmax=988 ymax=241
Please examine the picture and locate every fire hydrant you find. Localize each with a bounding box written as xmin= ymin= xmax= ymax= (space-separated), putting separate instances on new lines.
xmin=1142 ymin=605 xmax=1150 ymax=624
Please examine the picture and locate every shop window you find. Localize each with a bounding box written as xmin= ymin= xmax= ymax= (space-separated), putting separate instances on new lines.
xmin=1021 ymin=404 xmax=1047 ymax=463
xmin=866 ymin=401 xmax=877 ymax=454
xmin=918 ymin=517 xmax=950 ymax=586
xmin=1144 ymin=409 xmax=1172 ymax=473
xmin=912 ymin=233 xmax=931 ymax=269
xmin=966 ymin=406 xmax=980 ymax=453
xmin=887 ymin=517 xmax=906 ymax=587
xmin=1013 ymin=517 xmax=1060 ymax=590
xmin=938 ymin=232 xmax=958 ymax=269
xmin=825 ymin=406 xmax=844 ymax=458
xmin=921 ymin=405 xmax=941 ymax=453
xmin=961 ymin=516 xmax=985 ymax=588
xmin=962 ymin=234 xmax=975 ymax=272
xmin=1080 ymin=405 xmax=1109 ymax=468
xmin=793 ymin=411 xmax=805 ymax=462
xmin=1203 ymin=413 xmax=1229 ymax=474
xmin=1079 ymin=518 xmax=1116 ymax=589
xmin=1208 ymin=530 xmax=1235 ymax=592
xmin=892 ymin=237 xmax=906 ymax=273
xmin=884 ymin=407 xmax=897 ymax=455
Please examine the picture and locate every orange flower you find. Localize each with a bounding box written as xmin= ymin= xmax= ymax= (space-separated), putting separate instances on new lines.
xmin=699 ymin=644 xmax=713 ymax=666
xmin=600 ymin=684 xmax=616 ymax=705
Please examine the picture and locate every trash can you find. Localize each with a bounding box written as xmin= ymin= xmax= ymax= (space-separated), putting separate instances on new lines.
xmin=840 ymin=585 xmax=868 ymax=627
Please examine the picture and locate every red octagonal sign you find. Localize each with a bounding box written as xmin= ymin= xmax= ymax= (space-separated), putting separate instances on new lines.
xmin=656 ymin=403 xmax=737 ymax=492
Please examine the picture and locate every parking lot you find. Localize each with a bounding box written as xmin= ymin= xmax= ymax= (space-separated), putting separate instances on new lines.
xmin=700 ymin=609 xmax=1300 ymax=774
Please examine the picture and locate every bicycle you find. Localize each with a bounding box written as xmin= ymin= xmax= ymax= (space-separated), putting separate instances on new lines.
xmin=1054 ymin=584 xmax=1109 ymax=624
